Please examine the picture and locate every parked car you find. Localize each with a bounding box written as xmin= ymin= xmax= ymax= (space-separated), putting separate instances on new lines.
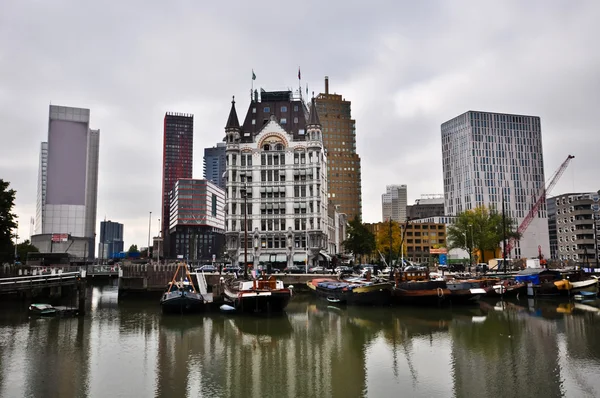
xmin=335 ymin=266 xmax=354 ymax=276
xmin=284 ymin=265 xmax=305 ymax=274
xmin=197 ymin=264 xmax=216 ymax=273
xmin=223 ymin=265 xmax=241 ymax=274
xmin=309 ymin=266 xmax=326 ymax=274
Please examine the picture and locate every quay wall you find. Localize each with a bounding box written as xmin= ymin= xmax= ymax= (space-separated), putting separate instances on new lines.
xmin=118 ymin=264 xmax=318 ymax=297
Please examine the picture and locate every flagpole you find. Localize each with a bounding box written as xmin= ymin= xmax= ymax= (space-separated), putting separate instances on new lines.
xmin=251 ymin=69 xmax=254 ymax=101
xmin=298 ymin=66 xmax=301 ymax=99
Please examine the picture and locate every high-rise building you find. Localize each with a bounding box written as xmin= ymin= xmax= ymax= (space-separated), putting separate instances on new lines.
xmin=161 ymin=112 xmax=194 ymax=257
xmin=224 ymin=90 xmax=329 ymax=269
xmin=407 ymin=194 xmax=445 ymax=221
xmin=32 ymin=105 xmax=99 ymax=259
xmin=382 ymin=185 xmax=407 ymax=222
xmin=441 ymin=110 xmax=548 ymax=259
xmin=547 ymin=192 xmax=600 ymax=264
xmin=203 ymin=142 xmax=226 ymax=190
xmin=315 ymin=76 xmax=362 ymax=220
xmin=98 ymin=220 xmax=124 ymax=259
xmin=168 ymin=179 xmax=225 ymax=262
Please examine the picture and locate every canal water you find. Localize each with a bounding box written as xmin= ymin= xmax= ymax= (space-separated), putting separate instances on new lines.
xmin=1 ymin=282 xmax=600 ymax=398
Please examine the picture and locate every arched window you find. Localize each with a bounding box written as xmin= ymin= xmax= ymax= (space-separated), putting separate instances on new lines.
xmin=263 ymin=144 xmax=270 ymax=151
xmin=275 ymin=143 xmax=283 ymax=151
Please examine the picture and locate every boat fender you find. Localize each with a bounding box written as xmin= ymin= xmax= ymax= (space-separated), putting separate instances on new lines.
xmin=437 ymin=288 xmax=444 ymax=298
xmin=220 ymin=304 xmax=236 ymax=312
xmin=288 ymin=285 xmax=294 ymax=296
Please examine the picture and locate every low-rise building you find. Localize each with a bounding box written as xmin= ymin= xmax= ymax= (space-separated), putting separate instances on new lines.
xmin=168 ymin=179 xmax=226 ymax=263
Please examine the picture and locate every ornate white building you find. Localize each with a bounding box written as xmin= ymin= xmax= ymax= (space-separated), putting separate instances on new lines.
xmin=224 ymin=90 xmax=329 ymax=269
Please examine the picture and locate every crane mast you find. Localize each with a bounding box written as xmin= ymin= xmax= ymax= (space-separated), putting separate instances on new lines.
xmin=505 ymin=155 xmax=575 ymax=255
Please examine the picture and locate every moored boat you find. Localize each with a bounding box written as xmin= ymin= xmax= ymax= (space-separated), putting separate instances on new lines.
xmin=391 ymin=267 xmax=451 ymax=306
xmin=223 ymin=274 xmax=292 ymax=314
xmin=160 ymin=263 xmax=207 ymax=314
xmin=29 ymin=303 xmax=58 ymax=316
xmin=446 ymin=280 xmax=485 ymax=304
xmin=307 ymin=276 xmax=392 ymax=306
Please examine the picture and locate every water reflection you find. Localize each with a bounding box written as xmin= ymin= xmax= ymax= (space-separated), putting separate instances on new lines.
xmin=1 ymin=283 xmax=600 ymax=397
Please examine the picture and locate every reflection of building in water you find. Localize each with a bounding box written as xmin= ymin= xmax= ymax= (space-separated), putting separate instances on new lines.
xmin=0 ymin=318 xmax=91 ymax=398
xmin=451 ymin=312 xmax=562 ymax=397
xmin=153 ymin=302 xmax=373 ymax=396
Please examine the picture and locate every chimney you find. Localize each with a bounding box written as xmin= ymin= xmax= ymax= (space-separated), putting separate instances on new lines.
xmin=325 ymin=76 xmax=329 ymax=94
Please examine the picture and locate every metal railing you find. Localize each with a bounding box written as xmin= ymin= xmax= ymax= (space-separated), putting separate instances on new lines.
xmin=0 ymin=271 xmax=81 ymax=292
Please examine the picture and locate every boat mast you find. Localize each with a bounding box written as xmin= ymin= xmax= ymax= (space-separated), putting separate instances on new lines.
xmin=502 ymin=197 xmax=507 ymax=273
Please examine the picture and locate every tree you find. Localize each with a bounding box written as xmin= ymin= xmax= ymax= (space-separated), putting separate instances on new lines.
xmin=375 ymin=220 xmax=403 ymax=266
xmin=343 ymin=216 xmax=375 ymax=264
xmin=0 ymin=179 xmax=18 ymax=264
xmin=128 ymin=244 xmax=140 ymax=255
xmin=447 ymin=205 xmax=520 ymax=263
xmin=16 ymin=240 xmax=39 ymax=264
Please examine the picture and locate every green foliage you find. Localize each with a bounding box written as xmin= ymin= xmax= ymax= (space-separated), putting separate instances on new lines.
xmin=375 ymin=220 xmax=404 ymax=264
xmin=16 ymin=240 xmax=39 ymax=263
xmin=447 ymin=205 xmax=521 ymax=262
xmin=343 ymin=216 xmax=375 ymax=264
xmin=128 ymin=244 xmax=139 ymax=254
xmin=0 ymin=179 xmax=18 ymax=264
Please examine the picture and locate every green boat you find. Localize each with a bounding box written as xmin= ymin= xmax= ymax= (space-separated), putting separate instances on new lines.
xmin=29 ymin=304 xmax=58 ymax=316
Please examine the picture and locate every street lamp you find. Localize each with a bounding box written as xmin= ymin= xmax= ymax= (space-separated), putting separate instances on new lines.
xmin=240 ymin=183 xmax=249 ymax=279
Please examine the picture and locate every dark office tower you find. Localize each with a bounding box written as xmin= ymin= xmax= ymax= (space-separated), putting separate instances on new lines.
xmin=98 ymin=220 xmax=124 ymax=259
xmin=315 ymin=76 xmax=363 ymax=221
xmin=161 ymin=112 xmax=194 ymax=257
xmin=203 ymin=142 xmax=226 ymax=190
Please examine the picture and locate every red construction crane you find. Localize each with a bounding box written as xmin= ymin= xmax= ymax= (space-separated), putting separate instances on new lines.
xmin=505 ymin=154 xmax=575 ymax=255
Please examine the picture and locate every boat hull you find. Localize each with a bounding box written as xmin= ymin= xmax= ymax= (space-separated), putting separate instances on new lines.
xmin=392 ymin=288 xmax=450 ymax=306
xmin=160 ymin=294 xmax=206 ymax=314
xmin=313 ymin=284 xmax=392 ymax=306
xmin=229 ymin=291 xmax=291 ymax=314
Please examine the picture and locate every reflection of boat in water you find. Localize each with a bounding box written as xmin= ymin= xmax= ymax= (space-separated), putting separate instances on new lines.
xmin=160 ymin=263 xmax=207 ymax=314
xmin=231 ymin=314 xmax=293 ymax=338
xmin=307 ymin=276 xmax=392 ymax=306
xmin=223 ymin=275 xmax=291 ymax=314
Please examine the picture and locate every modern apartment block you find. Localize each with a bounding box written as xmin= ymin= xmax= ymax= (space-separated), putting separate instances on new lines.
xmin=161 ymin=112 xmax=194 ymax=257
xmin=547 ymin=192 xmax=600 ymax=264
xmin=382 ymin=185 xmax=407 ymax=223
xmin=315 ymin=77 xmax=362 ymax=220
xmin=407 ymin=194 xmax=445 ymax=221
xmin=98 ymin=220 xmax=124 ymax=259
xmin=168 ymin=179 xmax=225 ymax=262
xmin=441 ymin=111 xmax=548 ymax=259
xmin=224 ymin=90 xmax=329 ymax=269
xmin=203 ymin=142 xmax=227 ymax=190
xmin=32 ymin=105 xmax=100 ymax=260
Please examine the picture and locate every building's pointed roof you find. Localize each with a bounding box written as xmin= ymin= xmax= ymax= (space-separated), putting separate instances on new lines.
xmin=308 ymin=96 xmax=321 ymax=126
xmin=226 ymin=96 xmax=240 ymax=129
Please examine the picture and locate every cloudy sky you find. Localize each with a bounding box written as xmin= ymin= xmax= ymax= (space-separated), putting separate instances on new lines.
xmin=1 ymin=0 xmax=599 ymax=249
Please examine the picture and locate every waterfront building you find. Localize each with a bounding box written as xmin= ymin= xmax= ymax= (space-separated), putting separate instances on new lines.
xmin=32 ymin=105 xmax=100 ymax=260
xmin=203 ymin=142 xmax=227 ymax=190
xmin=98 ymin=220 xmax=124 ymax=260
xmin=382 ymin=185 xmax=407 ymax=223
xmin=161 ymin=112 xmax=194 ymax=258
xmin=224 ymin=90 xmax=329 ymax=269
xmin=547 ymin=192 xmax=600 ymax=264
xmin=365 ymin=221 xmax=446 ymax=264
xmin=407 ymin=194 xmax=445 ymax=220
xmin=441 ymin=111 xmax=548 ymax=259
xmin=167 ymin=178 xmax=225 ymax=263
xmin=315 ymin=76 xmax=362 ymax=221
xmin=327 ymin=203 xmax=348 ymax=258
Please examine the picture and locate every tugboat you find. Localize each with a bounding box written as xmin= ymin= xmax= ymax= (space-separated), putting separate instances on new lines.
xmin=160 ymin=263 xmax=207 ymax=314
xmin=223 ymin=272 xmax=292 ymax=314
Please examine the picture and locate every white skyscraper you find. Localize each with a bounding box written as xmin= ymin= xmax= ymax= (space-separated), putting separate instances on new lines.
xmin=33 ymin=105 xmax=100 ymax=259
xmin=382 ymin=184 xmax=407 ymax=222
xmin=441 ymin=110 xmax=548 ymax=259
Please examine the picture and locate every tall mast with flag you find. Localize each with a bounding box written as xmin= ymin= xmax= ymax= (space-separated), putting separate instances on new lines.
xmin=298 ymin=67 xmax=301 ymax=99
xmin=251 ymin=69 xmax=256 ymax=101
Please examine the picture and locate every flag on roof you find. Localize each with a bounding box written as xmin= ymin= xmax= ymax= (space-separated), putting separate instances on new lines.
xmin=298 ymin=67 xmax=301 ymax=80
xmin=252 ymin=70 xmax=256 ymax=80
